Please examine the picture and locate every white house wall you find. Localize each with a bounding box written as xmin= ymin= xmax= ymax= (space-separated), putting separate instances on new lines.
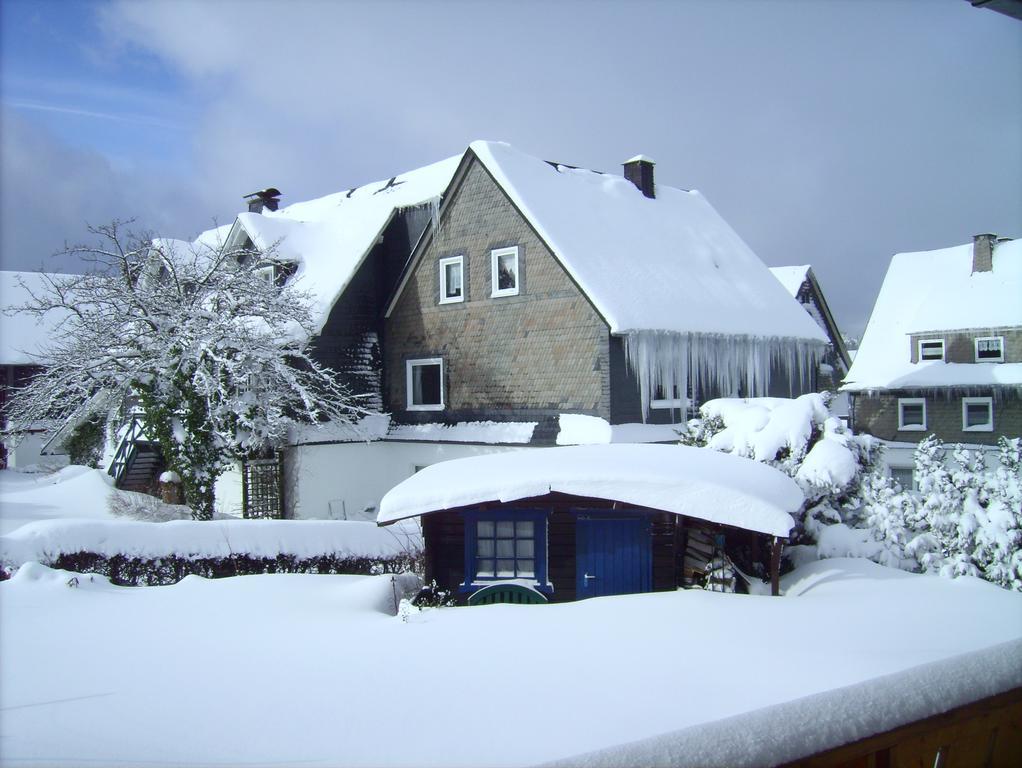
xmin=286 ymin=441 xmax=525 ymax=521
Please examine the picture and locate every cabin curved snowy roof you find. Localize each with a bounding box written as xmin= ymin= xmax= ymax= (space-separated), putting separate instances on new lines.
xmin=378 ymin=444 xmax=801 ymax=537
xmin=0 ymin=271 xmax=74 ymax=365
xmin=843 ymin=239 xmax=1022 ymax=391
xmin=469 ymin=141 xmax=827 ymax=343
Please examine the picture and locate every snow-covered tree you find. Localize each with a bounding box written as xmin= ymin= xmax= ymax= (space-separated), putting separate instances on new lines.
xmin=2 ymin=221 xmax=367 ymax=519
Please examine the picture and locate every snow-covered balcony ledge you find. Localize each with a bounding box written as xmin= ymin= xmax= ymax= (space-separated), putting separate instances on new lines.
xmin=623 ymin=329 xmax=826 ymax=421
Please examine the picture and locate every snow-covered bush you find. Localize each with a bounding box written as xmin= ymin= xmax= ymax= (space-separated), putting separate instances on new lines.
xmin=683 ymin=393 xmax=881 ymax=544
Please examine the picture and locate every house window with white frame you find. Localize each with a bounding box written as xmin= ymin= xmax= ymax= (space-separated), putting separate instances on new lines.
xmin=898 ymin=398 xmax=926 ymax=431
xmin=889 ymin=465 xmax=916 ymax=492
xmin=491 ymin=246 xmax=520 ymax=297
xmin=406 ymin=358 xmax=444 ymax=411
xmin=253 ymin=265 xmax=276 ymax=285
xmin=975 ymin=337 xmax=1004 ymax=363
xmin=439 ymin=256 xmax=464 ymax=304
xmin=962 ymin=397 xmax=994 ymax=432
xmin=918 ymin=339 xmax=944 ymax=362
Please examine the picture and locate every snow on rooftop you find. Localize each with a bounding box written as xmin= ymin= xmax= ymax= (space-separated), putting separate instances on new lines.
xmin=378 ymin=444 xmax=801 ymax=536
xmin=0 ymin=271 xmax=74 ymax=365
xmin=843 ymin=240 xmax=1022 ymax=391
xmin=769 ymin=264 xmax=811 ymax=297
xmin=240 ymin=155 xmax=460 ymax=332
xmin=469 ymin=141 xmax=827 ymax=342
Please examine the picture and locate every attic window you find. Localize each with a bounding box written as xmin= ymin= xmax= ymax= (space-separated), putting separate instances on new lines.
xmin=918 ymin=339 xmax=944 ymax=362
xmin=439 ymin=256 xmax=464 ymax=304
xmin=898 ymin=398 xmax=926 ymax=431
xmin=491 ymin=246 xmax=520 ymax=298
xmin=975 ymin=337 xmax=1004 ymax=363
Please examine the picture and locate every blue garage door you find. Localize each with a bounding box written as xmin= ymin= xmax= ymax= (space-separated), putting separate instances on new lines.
xmin=576 ymin=516 xmax=652 ymax=599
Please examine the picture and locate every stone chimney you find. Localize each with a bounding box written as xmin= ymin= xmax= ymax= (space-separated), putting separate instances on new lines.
xmin=243 ymin=187 xmax=282 ymax=213
xmin=972 ymin=233 xmax=996 ymax=273
xmin=623 ymin=155 xmax=656 ymax=199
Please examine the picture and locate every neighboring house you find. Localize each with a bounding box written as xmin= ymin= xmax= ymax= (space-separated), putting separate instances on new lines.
xmin=769 ymin=265 xmax=851 ymax=390
xmin=378 ymin=444 xmax=799 ymax=603
xmin=0 ymin=271 xmax=72 ymax=470
xmin=841 ymin=235 xmax=1021 ymax=487
xmin=135 ymin=141 xmax=829 ymax=518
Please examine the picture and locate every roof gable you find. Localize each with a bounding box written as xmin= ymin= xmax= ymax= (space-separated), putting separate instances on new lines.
xmin=843 ymin=239 xmax=1022 ymax=391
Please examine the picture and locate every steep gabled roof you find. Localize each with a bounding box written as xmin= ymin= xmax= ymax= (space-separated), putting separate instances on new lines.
xmin=0 ymin=271 xmax=75 ymax=365
xmin=842 ymin=239 xmax=1022 ymax=391
xmin=770 ymin=265 xmax=851 ymax=370
xmin=453 ymin=141 xmax=827 ymax=342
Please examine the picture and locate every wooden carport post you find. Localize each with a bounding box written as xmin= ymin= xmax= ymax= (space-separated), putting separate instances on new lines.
xmin=770 ymin=536 xmax=784 ymax=597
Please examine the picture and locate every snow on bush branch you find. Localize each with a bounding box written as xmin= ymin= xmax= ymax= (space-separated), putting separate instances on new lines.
xmin=1 ymin=221 xmax=372 ymax=520
xmin=684 ymin=395 xmax=1022 ymax=591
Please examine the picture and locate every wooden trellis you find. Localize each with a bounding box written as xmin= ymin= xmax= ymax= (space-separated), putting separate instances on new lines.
xmin=242 ymin=454 xmax=284 ymax=519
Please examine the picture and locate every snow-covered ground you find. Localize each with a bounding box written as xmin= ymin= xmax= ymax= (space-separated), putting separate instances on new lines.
xmin=2 ymin=463 xmax=1020 ymax=766
xmin=1 ymin=558 xmax=1020 ymax=767
xmin=0 ymin=466 xmax=115 ymax=535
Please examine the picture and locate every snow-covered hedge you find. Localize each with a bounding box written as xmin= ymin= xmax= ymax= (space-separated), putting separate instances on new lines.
xmin=0 ymin=518 xmax=422 ymax=586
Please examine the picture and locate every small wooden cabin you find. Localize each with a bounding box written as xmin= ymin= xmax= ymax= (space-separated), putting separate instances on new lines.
xmin=378 ymin=444 xmax=802 ymax=604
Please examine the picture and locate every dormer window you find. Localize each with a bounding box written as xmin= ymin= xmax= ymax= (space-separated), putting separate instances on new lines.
xmin=439 ymin=256 xmax=464 ymax=304
xmin=918 ymin=339 xmax=944 ymax=362
xmin=975 ymin=336 xmax=1004 ymax=363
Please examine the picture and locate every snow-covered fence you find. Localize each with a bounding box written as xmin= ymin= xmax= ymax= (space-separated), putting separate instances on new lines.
xmin=0 ymin=518 xmax=422 ymax=586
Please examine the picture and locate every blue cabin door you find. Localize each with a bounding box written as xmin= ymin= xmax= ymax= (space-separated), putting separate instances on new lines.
xmin=576 ymin=517 xmax=652 ymax=599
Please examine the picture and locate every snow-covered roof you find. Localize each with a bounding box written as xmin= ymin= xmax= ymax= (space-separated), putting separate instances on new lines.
xmin=234 ymin=156 xmax=460 ymax=332
xmin=843 ymin=239 xmax=1022 ymax=391
xmin=0 ymin=271 xmax=74 ymax=365
xmin=467 ymin=141 xmax=827 ymax=342
xmin=769 ymin=265 xmax=811 ymax=297
xmin=378 ymin=444 xmax=801 ymax=536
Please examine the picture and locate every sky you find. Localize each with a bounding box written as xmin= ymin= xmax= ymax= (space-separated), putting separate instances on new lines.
xmin=0 ymin=0 xmax=1019 ymax=339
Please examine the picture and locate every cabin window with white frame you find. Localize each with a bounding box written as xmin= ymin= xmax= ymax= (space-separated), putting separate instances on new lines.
xmin=898 ymin=398 xmax=926 ymax=431
xmin=975 ymin=337 xmax=1004 ymax=363
xmin=651 ymin=383 xmax=684 ymax=410
xmin=918 ymin=339 xmax=944 ymax=362
xmin=491 ymin=246 xmax=520 ymax=297
xmin=475 ymin=519 xmax=535 ymax=578
xmin=406 ymin=358 xmax=444 ymax=411
xmin=962 ymin=397 xmax=993 ymax=432
xmin=439 ymin=256 xmax=464 ymax=304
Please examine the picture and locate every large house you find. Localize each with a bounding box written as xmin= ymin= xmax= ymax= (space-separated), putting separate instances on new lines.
xmin=119 ymin=141 xmax=830 ymax=518
xmin=841 ymin=235 xmax=1021 ymax=487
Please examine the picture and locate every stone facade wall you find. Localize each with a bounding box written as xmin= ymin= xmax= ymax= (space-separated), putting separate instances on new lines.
xmin=851 ymin=391 xmax=1022 ymax=445
xmin=909 ymin=327 xmax=1022 ymax=364
xmin=384 ymin=158 xmax=611 ymax=423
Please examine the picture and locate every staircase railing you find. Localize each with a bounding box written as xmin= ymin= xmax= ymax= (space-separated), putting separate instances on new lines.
xmin=107 ymin=415 xmax=149 ymax=486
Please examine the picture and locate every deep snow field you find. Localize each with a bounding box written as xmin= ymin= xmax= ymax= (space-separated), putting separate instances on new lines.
xmin=1 ymin=468 xmax=1021 ymax=767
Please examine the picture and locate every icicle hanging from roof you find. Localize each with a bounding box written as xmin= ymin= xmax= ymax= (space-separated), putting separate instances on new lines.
xmin=624 ymin=331 xmax=824 ymax=422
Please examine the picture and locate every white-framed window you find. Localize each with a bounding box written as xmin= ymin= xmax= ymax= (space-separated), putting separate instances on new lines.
xmin=889 ymin=466 xmax=916 ymax=492
xmin=253 ymin=265 xmax=276 ymax=285
xmin=918 ymin=339 xmax=945 ymax=362
xmin=962 ymin=397 xmax=994 ymax=432
xmin=898 ymin=398 xmax=926 ymax=431
xmin=491 ymin=246 xmax=520 ymax=297
xmin=406 ymin=358 xmax=444 ymax=411
xmin=439 ymin=255 xmax=464 ymax=304
xmin=975 ymin=336 xmax=1004 ymax=363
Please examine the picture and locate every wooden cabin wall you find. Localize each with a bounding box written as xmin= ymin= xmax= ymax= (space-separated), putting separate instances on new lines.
xmin=547 ymin=510 xmax=577 ymax=603
xmin=422 ymin=511 xmax=464 ymax=599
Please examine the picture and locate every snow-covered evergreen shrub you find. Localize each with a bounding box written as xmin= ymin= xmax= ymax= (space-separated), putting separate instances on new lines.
xmin=61 ymin=416 xmax=107 ymax=468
